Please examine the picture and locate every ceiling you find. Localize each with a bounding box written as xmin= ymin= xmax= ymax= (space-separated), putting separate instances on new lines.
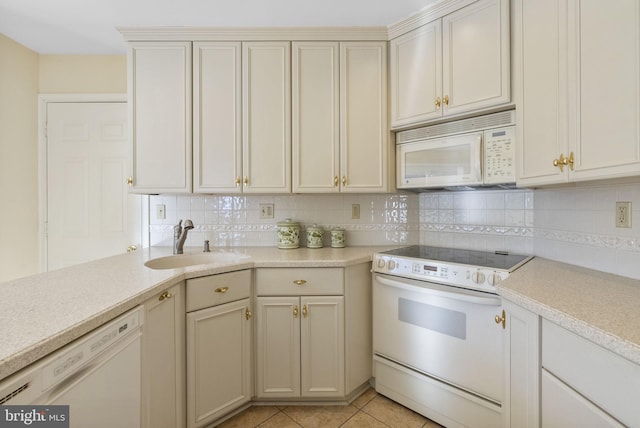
xmin=0 ymin=0 xmax=437 ymax=55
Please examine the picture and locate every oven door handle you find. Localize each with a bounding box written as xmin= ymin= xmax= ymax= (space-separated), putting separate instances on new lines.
xmin=374 ymin=275 xmax=502 ymax=306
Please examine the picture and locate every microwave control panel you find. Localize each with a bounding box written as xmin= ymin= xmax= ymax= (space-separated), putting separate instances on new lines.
xmin=483 ymin=126 xmax=515 ymax=184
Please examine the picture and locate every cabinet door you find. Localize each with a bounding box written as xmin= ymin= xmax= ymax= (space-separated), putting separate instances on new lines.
xmin=568 ymin=0 xmax=640 ymax=181
xmin=340 ymin=42 xmax=388 ymax=193
xmin=390 ymin=21 xmax=442 ymax=128
xmin=442 ymin=0 xmax=510 ymax=117
xmin=300 ymin=296 xmax=345 ymax=397
xmin=292 ymin=42 xmax=340 ymax=193
xmin=256 ymin=296 xmax=301 ymax=398
xmin=515 ymin=0 xmax=569 ymax=186
xmin=193 ymin=42 xmax=242 ymax=193
xmin=143 ymin=283 xmax=185 ymax=428
xmin=502 ymin=300 xmax=539 ymax=428
xmin=242 ymin=42 xmax=291 ymax=193
xmin=128 ymin=42 xmax=192 ymax=193
xmin=186 ymin=298 xmax=251 ymax=428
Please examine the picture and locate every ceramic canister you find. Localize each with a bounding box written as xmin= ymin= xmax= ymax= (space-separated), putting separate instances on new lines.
xmin=306 ymin=224 xmax=324 ymax=248
xmin=277 ymin=219 xmax=300 ymax=249
xmin=330 ymin=227 xmax=346 ymax=248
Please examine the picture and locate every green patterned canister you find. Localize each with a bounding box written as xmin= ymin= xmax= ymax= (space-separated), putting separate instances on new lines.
xmin=330 ymin=227 xmax=346 ymax=248
xmin=277 ymin=219 xmax=300 ymax=249
xmin=306 ymin=225 xmax=324 ymax=248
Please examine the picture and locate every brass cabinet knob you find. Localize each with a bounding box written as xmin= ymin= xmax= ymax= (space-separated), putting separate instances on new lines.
xmin=245 ymin=307 xmax=252 ymax=320
xmin=214 ymin=287 xmax=229 ymax=293
xmin=334 ymin=176 xmax=339 ymax=187
xmin=235 ymin=177 xmax=241 ymax=186
xmin=553 ymin=153 xmax=569 ymax=172
xmin=435 ymin=97 xmax=441 ymax=109
xmin=567 ymin=152 xmax=575 ymax=171
xmin=159 ymin=291 xmax=173 ymax=301
xmin=443 ymin=95 xmax=449 ymax=106
xmin=342 ymin=176 xmax=347 ymax=186
xmin=293 ymin=279 xmax=307 ymax=286
xmin=126 ymin=245 xmax=137 ymax=252
xmin=302 ymin=305 xmax=308 ymax=318
xmin=293 ymin=305 xmax=299 ymax=318
xmin=495 ymin=309 xmax=506 ymax=330
xmin=127 ymin=177 xmax=133 ymax=186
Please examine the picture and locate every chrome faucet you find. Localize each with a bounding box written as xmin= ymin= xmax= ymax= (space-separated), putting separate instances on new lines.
xmin=173 ymin=219 xmax=194 ymax=254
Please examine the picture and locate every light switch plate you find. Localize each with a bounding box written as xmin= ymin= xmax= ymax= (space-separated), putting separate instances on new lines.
xmin=352 ymin=204 xmax=360 ymax=220
xmin=260 ymin=203 xmax=274 ymax=219
xmin=156 ymin=204 xmax=166 ymax=220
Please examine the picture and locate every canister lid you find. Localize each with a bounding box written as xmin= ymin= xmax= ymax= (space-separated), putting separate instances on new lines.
xmin=277 ymin=218 xmax=299 ymax=227
xmin=307 ymin=224 xmax=323 ymax=232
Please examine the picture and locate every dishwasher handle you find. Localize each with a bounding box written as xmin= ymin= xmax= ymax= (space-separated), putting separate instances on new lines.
xmin=374 ymin=274 xmax=502 ymax=306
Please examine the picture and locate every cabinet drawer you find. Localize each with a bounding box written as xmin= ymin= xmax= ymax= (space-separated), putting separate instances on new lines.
xmin=186 ymin=269 xmax=251 ymax=312
xmin=256 ymin=268 xmax=343 ymax=296
xmin=542 ymin=319 xmax=640 ymax=426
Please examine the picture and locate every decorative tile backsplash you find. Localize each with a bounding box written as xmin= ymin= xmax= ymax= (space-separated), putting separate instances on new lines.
xmin=149 ymin=180 xmax=640 ymax=279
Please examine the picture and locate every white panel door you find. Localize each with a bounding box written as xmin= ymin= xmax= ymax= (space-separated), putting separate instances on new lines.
xmin=47 ymin=102 xmax=141 ymax=270
xmin=292 ymin=42 xmax=340 ymax=193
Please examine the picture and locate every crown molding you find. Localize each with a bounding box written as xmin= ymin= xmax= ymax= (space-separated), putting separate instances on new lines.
xmin=387 ymin=0 xmax=478 ymax=39
xmin=118 ymin=26 xmax=389 ymax=42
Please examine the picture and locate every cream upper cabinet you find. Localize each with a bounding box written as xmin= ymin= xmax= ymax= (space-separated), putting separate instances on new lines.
xmin=193 ymin=42 xmax=242 ymax=193
xmin=292 ymin=41 xmax=389 ymax=193
xmin=128 ymin=42 xmax=192 ymax=193
xmin=242 ymin=42 xmax=292 ymax=193
xmin=516 ymin=0 xmax=640 ymax=186
xmin=292 ymin=42 xmax=340 ymax=193
xmin=390 ymin=0 xmax=510 ymax=129
xmin=340 ymin=42 xmax=389 ymax=193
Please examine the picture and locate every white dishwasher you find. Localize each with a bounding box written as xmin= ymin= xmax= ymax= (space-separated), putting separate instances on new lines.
xmin=0 ymin=306 xmax=144 ymax=428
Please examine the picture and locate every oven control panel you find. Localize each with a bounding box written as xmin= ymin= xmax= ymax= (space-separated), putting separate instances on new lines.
xmin=373 ymin=255 xmax=509 ymax=293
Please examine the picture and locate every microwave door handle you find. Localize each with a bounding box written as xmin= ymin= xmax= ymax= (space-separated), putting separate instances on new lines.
xmin=475 ymin=137 xmax=483 ymax=182
xmin=374 ymin=275 xmax=502 ymax=306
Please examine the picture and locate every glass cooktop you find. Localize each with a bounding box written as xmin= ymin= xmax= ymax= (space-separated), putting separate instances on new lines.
xmin=380 ymin=245 xmax=531 ymax=271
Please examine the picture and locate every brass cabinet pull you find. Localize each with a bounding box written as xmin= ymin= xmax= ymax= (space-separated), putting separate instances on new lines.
xmin=243 ymin=176 xmax=249 ymax=185
xmin=158 ymin=291 xmax=173 ymax=301
xmin=293 ymin=305 xmax=299 ymax=318
xmin=553 ymin=153 xmax=569 ymax=172
xmin=126 ymin=177 xmax=133 ymax=186
xmin=215 ymin=287 xmax=229 ymax=293
xmin=443 ymin=95 xmax=449 ymax=106
xmin=293 ymin=279 xmax=307 ymax=286
xmin=126 ymin=245 xmax=137 ymax=252
xmin=342 ymin=176 xmax=347 ymax=186
xmin=235 ymin=177 xmax=241 ymax=186
xmin=245 ymin=307 xmax=252 ymax=320
xmin=495 ymin=309 xmax=506 ymax=330
xmin=302 ymin=305 xmax=308 ymax=318
xmin=567 ymin=152 xmax=575 ymax=171
xmin=334 ymin=176 xmax=339 ymax=187
xmin=435 ymin=97 xmax=441 ymax=109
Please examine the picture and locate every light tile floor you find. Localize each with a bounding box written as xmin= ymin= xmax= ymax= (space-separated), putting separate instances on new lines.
xmin=216 ymin=388 xmax=444 ymax=428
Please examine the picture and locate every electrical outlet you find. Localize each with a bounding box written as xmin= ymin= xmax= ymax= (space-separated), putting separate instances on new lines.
xmin=616 ymin=201 xmax=632 ymax=228
xmin=260 ymin=203 xmax=274 ymax=219
xmin=352 ymin=204 xmax=360 ymax=220
xmin=156 ymin=204 xmax=166 ymax=220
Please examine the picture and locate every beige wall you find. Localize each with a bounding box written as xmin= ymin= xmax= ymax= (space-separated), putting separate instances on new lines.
xmin=0 ymin=34 xmax=39 ymax=281
xmin=0 ymin=35 xmax=127 ymax=282
xmin=39 ymin=55 xmax=126 ymax=93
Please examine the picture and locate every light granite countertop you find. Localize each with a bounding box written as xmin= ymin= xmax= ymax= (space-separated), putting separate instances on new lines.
xmin=498 ymin=257 xmax=640 ymax=365
xmin=0 ymin=245 xmax=397 ymax=382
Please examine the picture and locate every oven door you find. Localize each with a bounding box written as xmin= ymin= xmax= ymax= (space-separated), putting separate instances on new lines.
xmin=373 ymin=273 xmax=503 ymax=404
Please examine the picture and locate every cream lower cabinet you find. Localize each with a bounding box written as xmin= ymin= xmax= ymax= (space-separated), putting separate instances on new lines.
xmin=516 ymin=0 xmax=640 ymax=186
xmin=255 ymin=265 xmax=371 ymax=400
xmin=142 ymin=282 xmax=186 ymax=428
xmin=292 ymin=41 xmax=389 ymax=193
xmin=501 ymin=299 xmax=539 ymax=428
xmin=389 ymin=0 xmax=510 ymax=129
xmin=186 ymin=270 xmax=252 ymax=428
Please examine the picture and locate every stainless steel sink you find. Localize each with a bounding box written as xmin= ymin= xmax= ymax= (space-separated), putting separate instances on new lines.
xmin=144 ymin=252 xmax=250 ymax=270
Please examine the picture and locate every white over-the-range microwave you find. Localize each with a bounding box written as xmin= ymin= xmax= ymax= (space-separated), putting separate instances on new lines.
xmin=396 ymin=110 xmax=516 ymax=190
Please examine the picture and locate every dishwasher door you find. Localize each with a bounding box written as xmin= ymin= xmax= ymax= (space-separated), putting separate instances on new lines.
xmin=0 ymin=306 xmax=143 ymax=428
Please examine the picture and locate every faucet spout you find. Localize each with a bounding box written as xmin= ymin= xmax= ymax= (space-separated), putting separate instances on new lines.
xmin=173 ymin=219 xmax=194 ymax=254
